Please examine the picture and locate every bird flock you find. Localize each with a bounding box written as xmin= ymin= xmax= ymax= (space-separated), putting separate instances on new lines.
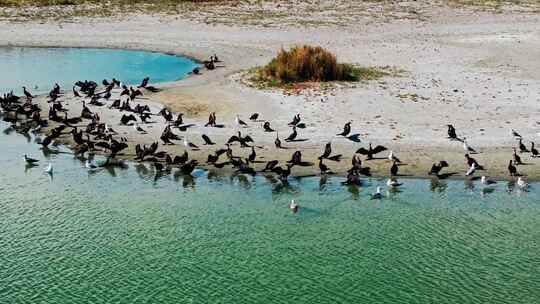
xmin=2 ymin=71 xmax=534 ymax=200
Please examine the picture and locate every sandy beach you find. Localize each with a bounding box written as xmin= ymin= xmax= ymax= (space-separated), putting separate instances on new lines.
xmin=2 ymin=1 xmax=540 ymax=180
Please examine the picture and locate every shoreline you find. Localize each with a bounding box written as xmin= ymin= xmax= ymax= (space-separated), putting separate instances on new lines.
xmin=2 ymin=8 xmax=540 ymax=181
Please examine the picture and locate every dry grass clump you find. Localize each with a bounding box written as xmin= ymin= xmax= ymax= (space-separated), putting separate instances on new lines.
xmin=256 ymin=45 xmax=387 ymax=86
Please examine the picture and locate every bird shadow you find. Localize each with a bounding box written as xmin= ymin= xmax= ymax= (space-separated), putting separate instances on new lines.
xmin=297 ymin=161 xmax=314 ymax=167
xmin=286 ymin=138 xmax=309 ymax=142
xmin=213 ymin=124 xmax=225 ymax=128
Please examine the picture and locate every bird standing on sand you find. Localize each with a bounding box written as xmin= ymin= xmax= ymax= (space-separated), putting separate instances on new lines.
xmin=465 ymin=163 xmax=476 ymax=177
xmin=517 ymin=139 xmax=529 ymax=153
xmin=388 ymin=151 xmax=401 ymax=163
xmin=285 ymin=126 xmax=297 ymax=142
xmin=184 ymin=136 xmax=199 ymax=150
xmin=356 ymin=143 xmax=387 ymax=160
xmin=263 ymin=121 xmax=274 ymax=132
xmin=508 ymin=160 xmax=517 ymax=176
xmin=463 ymin=139 xmax=476 ymax=153
xmin=513 ymin=147 xmax=523 ymax=165
xmin=510 ymin=128 xmax=522 ymax=139
xmin=249 ymin=113 xmax=259 ymax=121
xmin=236 ymin=115 xmax=248 ymax=127
xmin=531 ymin=142 xmax=539 ymax=157
xmin=337 ymin=122 xmax=351 ymax=136
xmin=447 ymin=124 xmax=457 ymax=140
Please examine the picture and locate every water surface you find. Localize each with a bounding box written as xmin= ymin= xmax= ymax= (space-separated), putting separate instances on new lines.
xmin=0 ymin=47 xmax=198 ymax=93
xmin=1 ymin=121 xmax=539 ymax=303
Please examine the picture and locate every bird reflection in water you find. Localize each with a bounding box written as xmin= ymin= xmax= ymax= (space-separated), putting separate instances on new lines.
xmin=430 ymin=178 xmax=447 ymax=193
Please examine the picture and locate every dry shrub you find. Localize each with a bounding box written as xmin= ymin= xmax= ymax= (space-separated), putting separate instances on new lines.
xmin=258 ymin=45 xmax=359 ymax=84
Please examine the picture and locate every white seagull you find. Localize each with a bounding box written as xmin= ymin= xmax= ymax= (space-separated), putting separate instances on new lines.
xmin=465 ymin=163 xmax=476 ymax=176
xmin=480 ymin=176 xmax=497 ymax=187
xmin=45 ymin=163 xmax=53 ymax=174
xmin=370 ymin=187 xmax=383 ymax=199
xmin=85 ymin=160 xmax=97 ymax=170
xmin=236 ymin=115 xmax=248 ymax=127
xmin=462 ymin=139 xmax=476 ymax=153
xmin=386 ymin=178 xmax=403 ymax=188
xmin=517 ymin=177 xmax=529 ymax=189
xmin=289 ymin=199 xmax=299 ymax=213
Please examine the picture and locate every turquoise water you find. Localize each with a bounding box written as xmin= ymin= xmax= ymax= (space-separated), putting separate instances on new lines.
xmin=0 ymin=47 xmax=198 ymax=93
xmin=1 ymin=121 xmax=540 ymax=303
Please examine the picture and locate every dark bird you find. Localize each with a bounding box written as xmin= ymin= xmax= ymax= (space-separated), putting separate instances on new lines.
xmin=288 ymin=114 xmax=301 ymax=126
xmin=288 ymin=151 xmax=302 ymax=165
xmin=249 ymin=113 xmax=259 ymax=121
xmin=285 ymin=126 xmax=297 ymax=142
xmin=513 ymin=147 xmax=523 ymax=165
xmin=337 ymin=122 xmax=351 ymax=136
xmin=263 ymin=121 xmax=274 ymax=132
xmin=262 ymin=160 xmax=279 ymax=172
xmin=174 ymin=151 xmax=189 ymax=164
xmin=227 ymin=131 xmax=254 ymax=147
xmin=120 ymin=114 xmax=137 ymax=125
xmin=207 ymin=153 xmax=219 ymax=164
xmin=356 ymin=143 xmax=387 ymax=160
xmin=275 ymin=132 xmax=282 ymax=149
xmin=508 ymin=160 xmax=518 ymax=176
xmin=510 ymin=128 xmax=522 ymax=139
xmin=519 ymin=139 xmax=529 ymax=153
xmin=248 ymin=146 xmax=256 ymax=162
xmin=447 ymin=124 xmax=457 ymax=140
xmin=24 ymin=154 xmax=39 ymax=164
xmin=465 ymin=154 xmax=484 ymax=170
xmin=428 ymin=160 xmax=449 ymax=176
xmin=22 ymin=86 xmax=35 ymax=99
xmin=531 ymin=142 xmax=539 ymax=157
xmin=390 ymin=161 xmax=398 ymax=176
xmin=73 ymin=86 xmax=81 ymax=98
xmin=320 ymin=142 xmax=332 ymax=159
xmin=202 ymin=134 xmax=215 ymax=145
xmin=319 ymin=158 xmax=330 ymax=174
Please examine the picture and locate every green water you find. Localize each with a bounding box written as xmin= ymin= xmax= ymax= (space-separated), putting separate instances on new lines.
xmin=1 ymin=122 xmax=540 ymax=303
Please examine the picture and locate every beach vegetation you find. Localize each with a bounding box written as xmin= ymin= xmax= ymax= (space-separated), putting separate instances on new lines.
xmin=252 ymin=45 xmax=389 ymax=88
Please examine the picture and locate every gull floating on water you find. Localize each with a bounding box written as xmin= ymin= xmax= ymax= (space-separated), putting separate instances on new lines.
xmin=517 ymin=177 xmax=529 ymax=189
xmin=386 ymin=178 xmax=402 ymax=188
xmin=370 ymin=187 xmax=383 ymax=199
xmin=480 ymin=176 xmax=497 ymax=187
xmin=85 ymin=160 xmax=97 ymax=170
xmin=45 ymin=163 xmax=53 ymax=174
xmin=289 ymin=199 xmax=299 ymax=213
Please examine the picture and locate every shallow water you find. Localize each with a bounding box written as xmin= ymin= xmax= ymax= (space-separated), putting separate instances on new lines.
xmin=1 ymin=120 xmax=540 ymax=303
xmin=0 ymin=47 xmax=198 ymax=94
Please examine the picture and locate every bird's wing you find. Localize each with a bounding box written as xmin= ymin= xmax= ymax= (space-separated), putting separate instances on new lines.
xmin=372 ymin=146 xmax=388 ymax=154
xmin=227 ymin=136 xmax=240 ymax=143
xmin=244 ymin=135 xmax=254 ymax=142
xmin=355 ymin=148 xmax=369 ymax=155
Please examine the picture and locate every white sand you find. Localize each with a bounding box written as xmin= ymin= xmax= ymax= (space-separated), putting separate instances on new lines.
xmin=1 ymin=6 xmax=540 ymax=179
